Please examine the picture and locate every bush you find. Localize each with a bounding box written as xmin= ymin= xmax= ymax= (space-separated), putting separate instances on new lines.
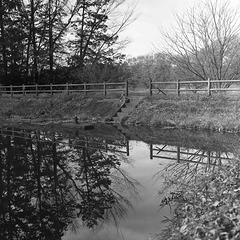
xmin=159 ymin=162 xmax=240 ymax=240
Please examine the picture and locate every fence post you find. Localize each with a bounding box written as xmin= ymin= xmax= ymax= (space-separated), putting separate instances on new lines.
xmin=177 ymin=79 xmax=180 ymax=96
xmin=207 ymin=78 xmax=211 ymax=96
xmin=150 ymin=144 xmax=153 ymax=159
xmin=66 ymin=83 xmax=69 ymax=95
xmin=177 ymin=146 xmax=180 ymax=163
xmin=149 ymin=78 xmax=152 ymax=96
xmin=50 ymin=83 xmax=53 ymax=96
xmin=103 ymin=81 xmax=106 ymax=98
xmin=22 ymin=84 xmax=25 ymax=96
xmin=10 ymin=85 xmax=13 ymax=98
xmin=36 ymin=84 xmax=38 ymax=96
xmin=84 ymin=82 xmax=87 ymax=97
xmin=126 ymin=138 xmax=130 ymax=156
xmin=125 ymin=80 xmax=129 ymax=97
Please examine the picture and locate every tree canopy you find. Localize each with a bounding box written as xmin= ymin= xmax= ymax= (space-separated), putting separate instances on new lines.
xmin=0 ymin=0 xmax=135 ymax=85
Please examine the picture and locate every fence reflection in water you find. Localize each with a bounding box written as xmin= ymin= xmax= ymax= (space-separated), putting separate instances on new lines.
xmin=0 ymin=126 xmax=237 ymax=240
xmin=150 ymin=143 xmax=234 ymax=167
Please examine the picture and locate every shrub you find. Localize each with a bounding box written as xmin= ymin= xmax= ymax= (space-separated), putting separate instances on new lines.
xmin=158 ymin=162 xmax=240 ymax=240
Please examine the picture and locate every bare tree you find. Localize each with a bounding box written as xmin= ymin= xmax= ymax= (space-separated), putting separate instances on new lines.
xmin=163 ymin=0 xmax=240 ymax=86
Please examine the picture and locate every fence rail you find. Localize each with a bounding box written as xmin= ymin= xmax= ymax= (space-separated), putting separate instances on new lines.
xmin=149 ymin=78 xmax=240 ymax=96
xmin=3 ymin=79 xmax=240 ymax=98
xmin=149 ymin=144 xmax=234 ymax=166
xmin=0 ymin=128 xmax=130 ymax=156
xmin=0 ymin=81 xmax=128 ymax=98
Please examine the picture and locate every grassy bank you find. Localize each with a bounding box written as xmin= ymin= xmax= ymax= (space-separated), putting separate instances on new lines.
xmin=0 ymin=94 xmax=121 ymax=124
xmin=2 ymin=93 xmax=240 ymax=132
xmin=123 ymin=93 xmax=240 ymax=133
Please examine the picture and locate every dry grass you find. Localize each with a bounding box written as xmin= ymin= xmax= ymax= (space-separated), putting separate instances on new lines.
xmin=0 ymin=94 xmax=121 ymax=123
xmin=2 ymin=91 xmax=240 ymax=132
xmin=124 ymin=93 xmax=240 ymax=132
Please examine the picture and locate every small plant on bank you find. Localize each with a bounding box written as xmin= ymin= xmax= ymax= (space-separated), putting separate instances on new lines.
xmin=158 ymin=162 xmax=240 ymax=240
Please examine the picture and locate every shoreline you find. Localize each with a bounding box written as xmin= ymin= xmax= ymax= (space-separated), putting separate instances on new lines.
xmin=1 ymin=93 xmax=240 ymax=133
xmin=122 ymin=94 xmax=240 ymax=133
xmin=1 ymin=94 xmax=240 ymax=239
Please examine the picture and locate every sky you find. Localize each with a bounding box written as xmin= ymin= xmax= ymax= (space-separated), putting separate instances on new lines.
xmin=120 ymin=0 xmax=240 ymax=57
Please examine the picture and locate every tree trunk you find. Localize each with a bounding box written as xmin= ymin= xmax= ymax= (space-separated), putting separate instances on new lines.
xmin=6 ymin=136 xmax=13 ymax=239
xmin=0 ymin=148 xmax=2 ymax=209
xmin=49 ymin=0 xmax=53 ymax=83
xmin=31 ymin=0 xmax=38 ymax=84
xmin=0 ymin=0 xmax=8 ymax=85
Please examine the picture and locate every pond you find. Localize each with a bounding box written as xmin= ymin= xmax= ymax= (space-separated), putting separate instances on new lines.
xmin=0 ymin=123 xmax=238 ymax=240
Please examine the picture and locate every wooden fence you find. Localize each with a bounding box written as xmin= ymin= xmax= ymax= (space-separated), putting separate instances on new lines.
xmin=0 ymin=81 xmax=129 ymax=98
xmin=0 ymin=127 xmax=130 ymax=156
xmin=149 ymin=144 xmax=234 ymax=166
xmin=4 ymin=79 xmax=240 ymax=98
xmin=149 ymin=78 xmax=240 ymax=96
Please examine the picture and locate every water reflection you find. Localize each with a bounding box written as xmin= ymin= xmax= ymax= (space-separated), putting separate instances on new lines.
xmin=150 ymin=142 xmax=236 ymax=206
xmin=150 ymin=143 xmax=238 ymax=239
xmin=0 ymin=127 xmax=139 ymax=239
xmin=151 ymin=143 xmax=235 ymax=185
xmin=0 ymin=126 xmax=238 ymax=240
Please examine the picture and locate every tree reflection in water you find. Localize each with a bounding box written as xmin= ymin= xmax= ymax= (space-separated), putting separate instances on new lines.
xmin=152 ymin=144 xmax=237 ymax=239
xmin=0 ymin=128 xmax=140 ymax=239
xmin=152 ymin=144 xmax=235 ymax=196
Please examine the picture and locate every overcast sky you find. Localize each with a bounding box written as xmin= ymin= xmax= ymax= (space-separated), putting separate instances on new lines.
xmin=121 ymin=0 xmax=240 ymax=57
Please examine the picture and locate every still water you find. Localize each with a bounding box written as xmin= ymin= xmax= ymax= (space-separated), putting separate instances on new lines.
xmin=0 ymin=123 xmax=238 ymax=240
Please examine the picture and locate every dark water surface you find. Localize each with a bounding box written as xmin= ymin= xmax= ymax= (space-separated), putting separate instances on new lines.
xmin=0 ymin=124 xmax=238 ymax=240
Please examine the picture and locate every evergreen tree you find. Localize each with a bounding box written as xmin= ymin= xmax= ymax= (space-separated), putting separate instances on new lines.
xmin=0 ymin=0 xmax=134 ymax=85
xmin=68 ymin=0 xmax=133 ymax=83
